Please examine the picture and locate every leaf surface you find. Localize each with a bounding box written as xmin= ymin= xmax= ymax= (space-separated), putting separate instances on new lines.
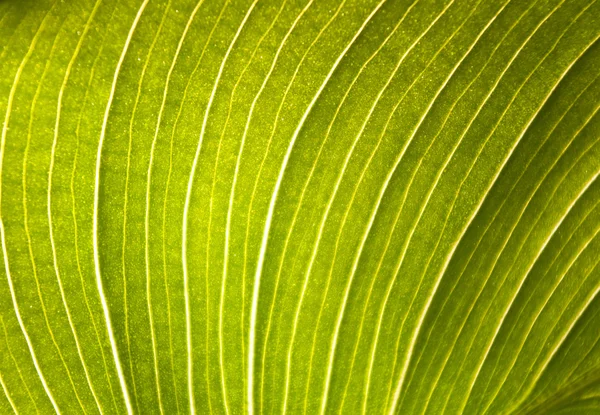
xmin=0 ymin=0 xmax=599 ymax=413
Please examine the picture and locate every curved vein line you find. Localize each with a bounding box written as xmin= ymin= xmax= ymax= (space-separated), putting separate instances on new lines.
xmin=384 ymin=5 xmax=507 ymax=412
xmin=242 ymin=3 xmax=348 ymax=408
xmin=236 ymin=0 xmax=332 ymax=408
xmin=485 ymin=180 xmax=600 ymax=414
xmin=49 ymin=1 xmax=104 ymax=413
xmin=0 ymin=6 xmax=8 ymax=26
xmin=475 ymin=136 xmax=600 ymax=411
xmin=323 ymin=2 xmax=508 ymax=412
xmin=141 ymin=2 xmax=203 ymax=413
xmin=529 ymin=259 xmax=600 ymax=404
xmin=266 ymin=188 xmax=321 ymax=412
xmin=443 ymin=78 xmax=595 ymax=415
xmin=355 ymin=3 xmax=539 ymax=412
xmin=25 ymin=42 xmax=91 ymax=415
xmin=181 ymin=2 xmax=258 ymax=413
xmin=435 ymin=27 xmax=600 ymax=415
xmin=473 ymin=104 xmax=600 ymax=413
xmin=559 ymin=288 xmax=600 ymax=383
xmin=0 ymin=316 xmax=39 ymax=413
xmin=193 ymin=3 xmax=242 ymax=413
xmin=354 ymin=0 xmax=512 ymax=409
xmin=71 ymin=36 xmax=122 ymax=414
xmin=405 ymin=62 xmax=600 ymax=413
xmin=242 ymin=0 xmax=386 ymax=410
xmin=0 ymin=12 xmax=7 ymax=33
xmin=444 ymin=37 xmax=600 ymax=415
xmin=392 ymin=0 xmax=572 ymax=407
xmin=261 ymin=1 xmax=421 ymax=411
xmin=370 ymin=3 xmax=535 ymax=407
xmin=276 ymin=0 xmax=359 ymax=406
xmin=150 ymin=0 xmax=229 ymax=414
xmin=61 ymin=8 xmax=122 ymax=412
xmin=159 ymin=143 xmax=182 ymax=413
xmin=312 ymin=1 xmax=486 ymax=411
xmin=23 ymin=17 xmax=91 ymax=413
xmin=93 ymin=2 xmax=149 ymax=413
xmin=139 ymin=1 xmax=174 ymax=411
xmin=233 ymin=0 xmax=345 ymax=410
xmin=383 ymin=2 xmax=581 ymax=412
xmin=0 ymin=4 xmax=61 ymax=413
xmin=159 ymin=2 xmax=229 ymax=412
xmin=0 ymin=372 xmax=16 ymax=415
xmin=242 ymin=0 xmax=387 ymax=411
xmin=282 ymin=2 xmax=384 ymax=413
xmin=160 ymin=176 xmax=181 ymax=411
xmin=218 ymin=1 xmax=289 ymax=412
xmin=508 ymin=256 xmax=600 ymax=414
xmin=224 ymin=0 xmax=299 ymax=408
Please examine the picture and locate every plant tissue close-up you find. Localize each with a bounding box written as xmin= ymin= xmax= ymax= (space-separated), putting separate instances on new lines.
xmin=0 ymin=0 xmax=599 ymax=413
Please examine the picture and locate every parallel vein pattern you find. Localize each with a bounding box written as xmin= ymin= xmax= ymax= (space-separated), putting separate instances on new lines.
xmin=0 ymin=0 xmax=598 ymax=413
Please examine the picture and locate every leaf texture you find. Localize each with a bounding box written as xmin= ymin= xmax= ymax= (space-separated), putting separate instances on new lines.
xmin=0 ymin=0 xmax=599 ymax=413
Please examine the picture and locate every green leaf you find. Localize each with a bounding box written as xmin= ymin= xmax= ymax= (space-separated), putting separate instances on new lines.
xmin=1 ymin=0 xmax=599 ymax=413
